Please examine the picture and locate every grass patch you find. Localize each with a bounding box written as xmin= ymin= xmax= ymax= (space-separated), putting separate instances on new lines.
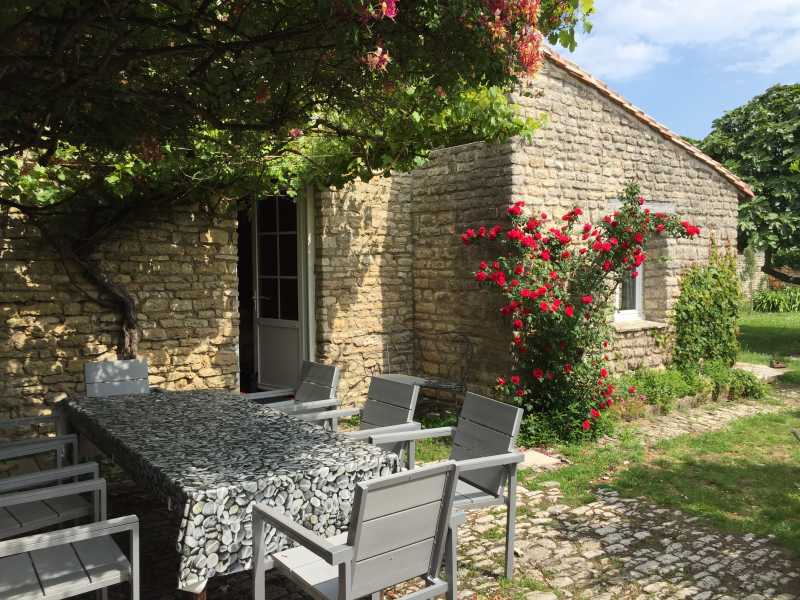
xmin=415 ymin=437 xmax=452 ymax=463
xmin=738 ymin=311 xmax=800 ymax=379
xmin=520 ymin=428 xmax=644 ymax=505
xmin=613 ymin=410 xmax=800 ymax=554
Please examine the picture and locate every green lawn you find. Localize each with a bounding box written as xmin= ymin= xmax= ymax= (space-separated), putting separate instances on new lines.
xmin=738 ymin=311 xmax=800 ymax=382
xmin=614 ymin=411 xmax=800 ymax=554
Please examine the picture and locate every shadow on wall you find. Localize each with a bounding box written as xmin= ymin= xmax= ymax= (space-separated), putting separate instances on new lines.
xmin=410 ymin=142 xmax=517 ymax=410
xmin=0 ymin=204 xmax=240 ymax=419
xmin=313 ymin=175 xmax=415 ymax=405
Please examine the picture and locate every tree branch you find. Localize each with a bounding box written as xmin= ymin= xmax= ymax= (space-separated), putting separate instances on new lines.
xmin=763 ymin=247 xmax=800 ymax=285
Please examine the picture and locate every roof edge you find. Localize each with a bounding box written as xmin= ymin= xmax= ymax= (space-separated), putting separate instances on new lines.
xmin=540 ymin=47 xmax=754 ymax=198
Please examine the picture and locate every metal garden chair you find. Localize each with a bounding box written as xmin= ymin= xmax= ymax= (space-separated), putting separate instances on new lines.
xmin=369 ymin=392 xmax=524 ymax=594
xmin=244 ymin=361 xmax=341 ymax=417
xmin=252 ymin=461 xmax=459 ymax=600
xmin=294 ymin=375 xmax=422 ymax=467
xmin=0 ymin=477 xmax=140 ymax=599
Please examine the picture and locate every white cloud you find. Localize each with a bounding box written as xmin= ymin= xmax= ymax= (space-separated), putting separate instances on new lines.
xmin=567 ymin=0 xmax=800 ymax=80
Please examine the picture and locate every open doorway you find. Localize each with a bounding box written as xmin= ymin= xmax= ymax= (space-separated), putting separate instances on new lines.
xmin=237 ymin=195 xmax=313 ymax=392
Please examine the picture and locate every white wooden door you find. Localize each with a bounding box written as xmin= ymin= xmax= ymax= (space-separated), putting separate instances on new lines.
xmin=254 ymin=196 xmax=305 ymax=389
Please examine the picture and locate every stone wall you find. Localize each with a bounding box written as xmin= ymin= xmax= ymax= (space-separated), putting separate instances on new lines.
xmin=0 ymin=205 xmax=239 ymax=418
xmin=313 ymin=176 xmax=415 ymax=404
xmin=409 ymin=142 xmax=516 ymax=400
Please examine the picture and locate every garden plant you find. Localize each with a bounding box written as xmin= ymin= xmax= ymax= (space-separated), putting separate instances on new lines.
xmin=461 ymin=183 xmax=701 ymax=444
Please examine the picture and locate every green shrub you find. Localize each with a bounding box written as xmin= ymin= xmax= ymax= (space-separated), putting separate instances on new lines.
xmin=728 ymin=368 xmax=768 ymax=400
xmin=673 ymin=249 xmax=740 ymax=367
xmin=618 ymin=367 xmax=709 ymax=412
xmin=752 ymin=287 xmax=800 ymax=313
xmin=616 ymin=362 xmax=764 ymax=414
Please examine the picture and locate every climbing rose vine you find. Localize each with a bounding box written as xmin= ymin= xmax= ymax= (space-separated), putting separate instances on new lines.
xmin=461 ymin=183 xmax=701 ymax=443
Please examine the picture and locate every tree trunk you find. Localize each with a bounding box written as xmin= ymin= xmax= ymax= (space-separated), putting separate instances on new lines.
xmin=762 ymin=247 xmax=800 ymax=286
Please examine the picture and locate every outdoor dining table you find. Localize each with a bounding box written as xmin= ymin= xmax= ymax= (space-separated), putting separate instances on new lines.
xmin=57 ymin=389 xmax=400 ymax=597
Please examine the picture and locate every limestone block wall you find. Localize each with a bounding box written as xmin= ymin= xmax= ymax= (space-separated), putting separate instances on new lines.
xmin=509 ymin=58 xmax=742 ymax=372
xmin=410 ymin=142 xmax=517 ymax=398
xmin=313 ymin=175 xmax=415 ymax=404
xmin=0 ymin=205 xmax=239 ymax=418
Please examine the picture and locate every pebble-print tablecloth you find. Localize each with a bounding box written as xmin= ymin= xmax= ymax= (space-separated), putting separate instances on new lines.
xmin=61 ymin=390 xmax=399 ymax=592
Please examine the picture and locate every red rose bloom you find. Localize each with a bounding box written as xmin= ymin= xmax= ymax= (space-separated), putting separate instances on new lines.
xmin=540 ymin=250 xmax=551 ymax=261
xmin=497 ymin=377 xmax=506 ymax=386
xmin=564 ymin=363 xmax=572 ymax=374
xmin=634 ymin=232 xmax=644 ymax=244
xmin=590 ymin=408 xmax=601 ymax=419
xmin=533 ymin=368 xmax=544 ymax=379
xmin=602 ymin=260 xmax=612 ymax=272
xmin=511 ymin=375 xmax=521 ymax=385
xmin=581 ymin=295 xmax=593 ymax=305
xmin=599 ymin=368 xmax=608 ymax=378
xmin=582 ymin=419 xmax=591 ymax=431
xmin=565 ymin=305 xmax=575 ymax=317
xmin=475 ymin=272 xmax=487 ymax=281
xmin=539 ymin=301 xmax=549 ymax=313
xmin=515 ymin=388 xmax=525 ymax=397
xmin=628 ymin=386 xmax=636 ymax=394
xmin=514 ymin=264 xmax=524 ymax=275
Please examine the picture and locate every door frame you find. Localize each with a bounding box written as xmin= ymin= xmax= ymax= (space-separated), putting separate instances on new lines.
xmin=249 ymin=192 xmax=315 ymax=390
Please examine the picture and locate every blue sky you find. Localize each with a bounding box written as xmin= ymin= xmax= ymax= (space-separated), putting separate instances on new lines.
xmin=564 ymin=0 xmax=800 ymax=140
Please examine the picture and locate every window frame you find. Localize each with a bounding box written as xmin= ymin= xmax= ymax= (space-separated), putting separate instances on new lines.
xmin=615 ymin=264 xmax=645 ymax=322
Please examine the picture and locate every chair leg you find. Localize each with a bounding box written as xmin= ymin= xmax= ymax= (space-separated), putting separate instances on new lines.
xmin=505 ymin=468 xmax=517 ymax=580
xmin=445 ymin=524 xmax=457 ymax=600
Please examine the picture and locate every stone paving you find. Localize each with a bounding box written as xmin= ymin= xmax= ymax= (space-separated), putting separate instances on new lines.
xmin=457 ymin=484 xmax=800 ymax=600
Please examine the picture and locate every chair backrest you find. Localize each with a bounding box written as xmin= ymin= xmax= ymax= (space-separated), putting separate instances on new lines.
xmin=345 ymin=461 xmax=458 ymax=599
xmin=359 ymin=376 xmax=419 ymax=430
xmin=450 ymin=392 xmax=523 ymax=497
xmin=293 ymin=361 xmax=340 ymax=404
xmin=84 ymin=360 xmax=149 ymax=397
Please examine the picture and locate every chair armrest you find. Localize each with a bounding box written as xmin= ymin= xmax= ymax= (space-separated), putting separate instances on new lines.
xmin=456 ymin=452 xmax=524 ymax=472
xmin=368 ymin=426 xmax=455 ymax=446
xmin=0 ymin=416 xmax=56 ymax=431
xmin=245 ymin=388 xmax=295 ymax=401
xmin=347 ymin=421 xmax=422 ymax=441
xmin=283 ymin=399 xmax=340 ymax=414
xmin=0 ymin=477 xmax=106 ymax=509
xmin=253 ymin=503 xmax=353 ymax=565
xmin=0 ymin=515 xmax=138 ymax=558
xmin=0 ymin=462 xmax=99 ymax=494
xmin=294 ymin=408 xmax=361 ymax=423
xmin=0 ymin=434 xmax=78 ymax=461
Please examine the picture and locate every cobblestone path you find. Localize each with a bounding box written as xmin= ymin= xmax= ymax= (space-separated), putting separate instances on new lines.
xmin=457 ymin=484 xmax=800 ymax=600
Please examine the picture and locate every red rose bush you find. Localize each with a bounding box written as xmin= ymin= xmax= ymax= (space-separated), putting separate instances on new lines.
xmin=460 ymin=183 xmax=700 ymax=443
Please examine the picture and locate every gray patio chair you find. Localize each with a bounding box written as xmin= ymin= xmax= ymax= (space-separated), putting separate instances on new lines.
xmin=252 ymin=461 xmax=459 ymax=600
xmin=245 ymin=361 xmax=341 ymax=416
xmin=0 ymin=415 xmax=78 ymax=473
xmin=369 ymin=392 xmax=524 ymax=591
xmin=294 ymin=375 xmax=422 ymax=467
xmin=0 ymin=462 xmax=100 ymax=540
xmin=0 ymin=478 xmax=139 ymax=599
xmin=84 ymin=359 xmax=150 ymax=397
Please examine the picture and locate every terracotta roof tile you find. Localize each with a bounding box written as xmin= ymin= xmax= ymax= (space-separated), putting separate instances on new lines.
xmin=541 ymin=47 xmax=754 ymax=198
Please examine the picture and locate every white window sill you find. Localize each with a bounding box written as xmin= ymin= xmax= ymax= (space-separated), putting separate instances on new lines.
xmin=612 ymin=319 xmax=668 ymax=333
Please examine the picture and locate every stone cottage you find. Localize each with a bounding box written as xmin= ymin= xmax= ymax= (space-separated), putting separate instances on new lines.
xmin=0 ymin=49 xmax=753 ymax=415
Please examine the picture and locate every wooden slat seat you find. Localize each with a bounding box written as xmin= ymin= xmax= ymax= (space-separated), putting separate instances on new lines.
xmin=453 ymin=480 xmax=502 ymax=510
xmin=0 ymin=533 xmax=131 ymax=599
xmin=0 ymin=495 xmax=92 ymax=539
xmin=0 ymin=463 xmax=100 ymax=541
